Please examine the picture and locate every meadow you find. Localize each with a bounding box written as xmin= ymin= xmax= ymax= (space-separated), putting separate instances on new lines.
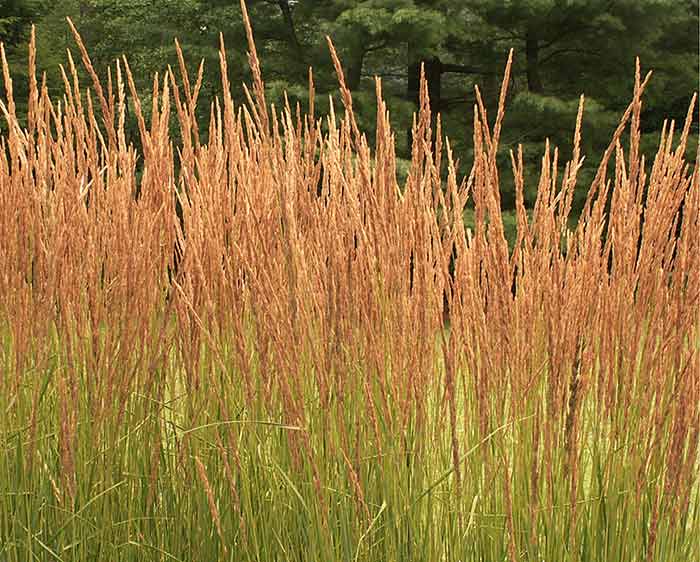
xmin=0 ymin=6 xmax=698 ymax=561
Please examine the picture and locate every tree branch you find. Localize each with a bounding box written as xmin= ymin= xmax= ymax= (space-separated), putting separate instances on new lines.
xmin=538 ymin=1 xmax=615 ymax=50
xmin=441 ymin=96 xmax=477 ymax=109
xmin=365 ymin=40 xmax=390 ymax=53
xmin=539 ymin=48 xmax=602 ymax=66
xmin=441 ymin=63 xmax=497 ymax=76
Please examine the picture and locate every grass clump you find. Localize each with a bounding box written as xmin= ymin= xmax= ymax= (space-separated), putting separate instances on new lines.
xmin=0 ymin=4 xmax=698 ymax=561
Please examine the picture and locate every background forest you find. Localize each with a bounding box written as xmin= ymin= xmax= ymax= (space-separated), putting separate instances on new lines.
xmin=2 ymin=0 xmax=698 ymax=234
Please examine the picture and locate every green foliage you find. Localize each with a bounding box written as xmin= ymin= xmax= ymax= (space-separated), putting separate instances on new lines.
xmin=1 ymin=322 xmax=697 ymax=561
xmin=0 ymin=0 xmax=45 ymax=46
xmin=2 ymin=0 xmax=696 ymax=213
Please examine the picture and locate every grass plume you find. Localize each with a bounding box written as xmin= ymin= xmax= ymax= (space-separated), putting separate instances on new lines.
xmin=0 ymin=11 xmax=698 ymax=562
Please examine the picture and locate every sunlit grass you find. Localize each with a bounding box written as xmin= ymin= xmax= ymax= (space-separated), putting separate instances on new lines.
xmin=0 ymin=2 xmax=698 ymax=560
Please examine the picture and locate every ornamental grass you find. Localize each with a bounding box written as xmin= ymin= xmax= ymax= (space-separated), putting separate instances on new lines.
xmin=0 ymin=3 xmax=698 ymax=561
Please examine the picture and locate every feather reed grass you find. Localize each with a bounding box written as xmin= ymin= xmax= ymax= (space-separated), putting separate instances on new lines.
xmin=0 ymin=4 xmax=698 ymax=560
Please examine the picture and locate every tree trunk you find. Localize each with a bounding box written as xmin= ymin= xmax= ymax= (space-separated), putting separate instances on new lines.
xmin=345 ymin=46 xmax=365 ymax=91
xmin=525 ymin=27 xmax=544 ymax=93
xmin=276 ymin=0 xmax=303 ymax=61
xmin=408 ymin=56 xmax=442 ymax=113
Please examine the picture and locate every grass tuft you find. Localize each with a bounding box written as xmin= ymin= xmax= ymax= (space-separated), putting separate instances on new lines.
xmin=0 ymin=11 xmax=698 ymax=562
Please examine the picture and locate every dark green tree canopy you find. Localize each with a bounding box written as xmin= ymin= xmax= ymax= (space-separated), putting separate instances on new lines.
xmin=0 ymin=0 xmax=45 ymax=46
xmin=2 ymin=0 xmax=697 ymax=221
